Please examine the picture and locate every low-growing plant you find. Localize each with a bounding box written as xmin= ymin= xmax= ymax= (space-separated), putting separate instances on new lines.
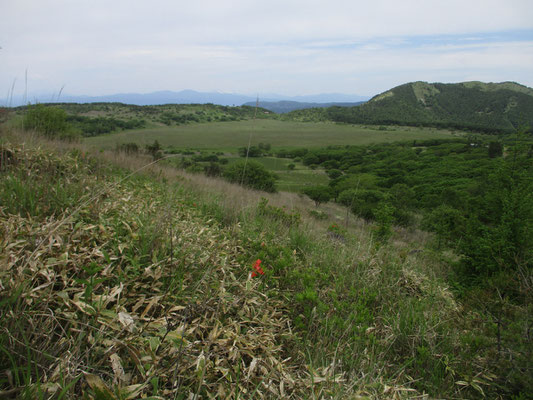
xmin=257 ymin=197 xmax=301 ymax=226
xmin=308 ymin=209 xmax=328 ymax=220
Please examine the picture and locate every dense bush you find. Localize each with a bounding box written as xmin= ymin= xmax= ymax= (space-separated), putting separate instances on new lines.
xmin=23 ymin=104 xmax=72 ymax=138
xmin=238 ymin=146 xmax=263 ymax=157
xmin=223 ymin=160 xmax=278 ymax=192
xmin=66 ymin=115 xmax=145 ymax=136
xmin=303 ymin=186 xmax=332 ymax=206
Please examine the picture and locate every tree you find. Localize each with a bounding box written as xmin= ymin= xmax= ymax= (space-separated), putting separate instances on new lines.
xmin=341 ymin=189 xmax=385 ymax=220
xmin=458 ymin=131 xmax=532 ymax=282
xmin=422 ymin=205 xmax=464 ymax=248
xmin=302 ymin=153 xmax=319 ymax=166
xmin=326 ymin=169 xmax=343 ymax=179
xmin=303 ymin=186 xmax=332 ymax=207
xmin=389 ymin=183 xmax=415 ymax=209
xmin=488 ymin=141 xmax=503 ymax=158
xmin=238 ymin=146 xmax=262 ymax=157
xmin=223 ymin=160 xmax=277 ymax=192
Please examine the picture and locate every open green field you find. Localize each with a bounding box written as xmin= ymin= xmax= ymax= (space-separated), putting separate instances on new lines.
xmin=223 ymin=156 xmax=330 ymax=191
xmin=84 ymin=119 xmax=461 ymax=151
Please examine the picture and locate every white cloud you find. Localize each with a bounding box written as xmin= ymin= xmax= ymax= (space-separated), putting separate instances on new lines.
xmin=1 ymin=0 xmax=533 ymax=97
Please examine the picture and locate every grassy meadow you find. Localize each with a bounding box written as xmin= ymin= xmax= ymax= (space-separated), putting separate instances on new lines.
xmin=84 ymin=119 xmax=460 ymax=151
xmin=83 ymin=119 xmax=460 ymax=192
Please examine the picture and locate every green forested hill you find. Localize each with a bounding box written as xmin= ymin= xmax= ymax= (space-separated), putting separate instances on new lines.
xmin=287 ymin=81 xmax=533 ymax=133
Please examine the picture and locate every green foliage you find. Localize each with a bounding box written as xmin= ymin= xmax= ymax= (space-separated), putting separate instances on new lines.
xmin=488 ymin=141 xmax=503 ymax=158
xmin=303 ymin=185 xmax=332 ymax=206
xmin=257 ymin=198 xmax=300 ymax=226
xmin=287 ymin=81 xmax=533 ymax=133
xmin=326 ymin=168 xmax=342 ymax=179
xmin=223 ymin=160 xmax=278 ymax=192
xmin=145 ymin=140 xmax=162 ymax=160
xmin=422 ymin=205 xmax=465 ymax=248
xmin=258 ymin=142 xmax=271 ymax=151
xmin=67 ymin=115 xmax=145 ymax=136
xmin=23 ymin=104 xmax=72 ymax=138
xmin=203 ymin=162 xmax=223 ymax=177
xmin=238 ymin=145 xmax=262 ymax=157
xmin=457 ymin=138 xmax=532 ymax=282
xmin=349 ymin=189 xmax=384 ymax=220
xmin=308 ymin=209 xmax=328 ymax=220
xmin=373 ymin=203 xmax=394 ymax=242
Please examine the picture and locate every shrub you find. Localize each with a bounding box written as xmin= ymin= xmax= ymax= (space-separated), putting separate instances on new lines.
xmin=258 ymin=198 xmax=300 ymax=225
xmin=238 ymin=146 xmax=262 ymax=157
xmin=23 ymin=104 xmax=71 ymax=138
xmin=308 ymin=209 xmax=328 ymax=220
xmin=223 ymin=160 xmax=277 ymax=192
xmin=373 ymin=203 xmax=394 ymax=242
xmin=204 ymin=162 xmax=222 ymax=177
xmin=116 ymin=142 xmax=139 ymax=154
xmin=146 ymin=140 xmax=163 ymax=160
xmin=326 ymin=169 xmax=343 ymax=179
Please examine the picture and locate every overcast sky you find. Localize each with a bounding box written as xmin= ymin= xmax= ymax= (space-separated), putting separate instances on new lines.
xmin=1 ymin=0 xmax=533 ymax=100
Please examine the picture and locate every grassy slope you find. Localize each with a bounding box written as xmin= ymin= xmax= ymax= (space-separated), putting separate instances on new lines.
xmin=83 ymin=119 xmax=458 ymax=151
xmin=0 ymin=129 xmax=511 ymax=399
xmin=222 ymin=156 xmax=330 ymax=192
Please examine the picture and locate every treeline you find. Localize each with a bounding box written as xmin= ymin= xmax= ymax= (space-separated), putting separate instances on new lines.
xmin=66 ymin=115 xmax=145 ymax=136
xmin=158 ymin=104 xmax=271 ymax=126
xmin=17 ymin=103 xmax=274 ymax=134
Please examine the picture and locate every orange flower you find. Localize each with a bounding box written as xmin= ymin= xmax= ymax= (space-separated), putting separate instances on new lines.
xmin=251 ymin=259 xmax=264 ymax=277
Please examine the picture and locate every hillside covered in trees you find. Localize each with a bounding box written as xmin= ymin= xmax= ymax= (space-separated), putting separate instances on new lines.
xmin=286 ymin=81 xmax=533 ymax=133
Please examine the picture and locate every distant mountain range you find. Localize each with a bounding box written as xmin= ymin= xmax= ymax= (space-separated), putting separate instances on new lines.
xmin=242 ymin=100 xmax=366 ymax=113
xmin=4 ymin=90 xmax=369 ymax=109
xmin=287 ymin=81 xmax=533 ymax=133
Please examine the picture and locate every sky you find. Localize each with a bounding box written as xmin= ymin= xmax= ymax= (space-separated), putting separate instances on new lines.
xmin=1 ymin=0 xmax=533 ymax=101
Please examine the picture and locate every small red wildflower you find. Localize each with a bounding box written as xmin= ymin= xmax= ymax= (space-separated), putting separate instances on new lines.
xmin=251 ymin=259 xmax=264 ymax=278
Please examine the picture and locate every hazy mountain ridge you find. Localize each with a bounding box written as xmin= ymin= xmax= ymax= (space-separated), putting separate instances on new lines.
xmin=4 ymin=90 xmax=368 ymax=107
xmin=242 ymin=100 xmax=366 ymax=113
